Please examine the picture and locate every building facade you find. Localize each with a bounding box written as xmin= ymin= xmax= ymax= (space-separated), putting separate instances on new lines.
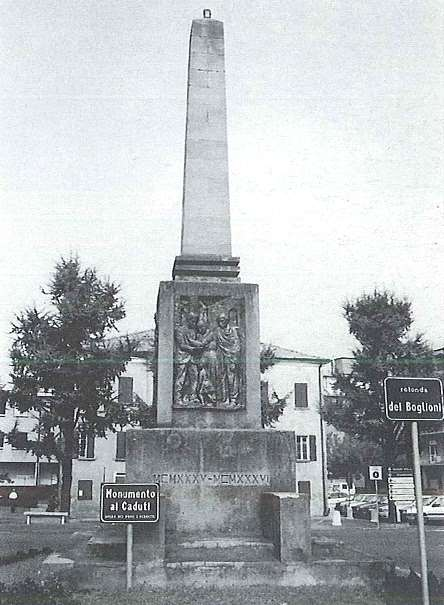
xmin=261 ymin=346 xmax=330 ymax=516
xmin=420 ymin=426 xmax=444 ymax=493
xmin=71 ymin=353 xmax=153 ymax=517
xmin=0 ymin=390 xmax=58 ymax=488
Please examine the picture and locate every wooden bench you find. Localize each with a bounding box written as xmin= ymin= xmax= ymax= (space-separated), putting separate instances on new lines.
xmin=24 ymin=511 xmax=69 ymax=525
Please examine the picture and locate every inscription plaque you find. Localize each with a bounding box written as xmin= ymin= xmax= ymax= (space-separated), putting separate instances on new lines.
xmin=151 ymin=471 xmax=270 ymax=487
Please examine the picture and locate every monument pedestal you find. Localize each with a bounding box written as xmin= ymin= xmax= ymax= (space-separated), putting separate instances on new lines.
xmin=155 ymin=280 xmax=261 ymax=429
xmin=126 ymin=428 xmax=297 ymax=540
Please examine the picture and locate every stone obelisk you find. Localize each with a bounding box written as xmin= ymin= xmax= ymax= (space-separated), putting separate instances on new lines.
xmin=157 ymin=10 xmax=258 ymax=428
xmin=125 ymin=13 xmax=306 ymax=575
xmin=173 ymin=10 xmax=239 ymax=280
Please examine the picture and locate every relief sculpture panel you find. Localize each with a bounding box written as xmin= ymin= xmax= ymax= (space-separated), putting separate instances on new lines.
xmin=173 ymin=295 xmax=245 ymax=409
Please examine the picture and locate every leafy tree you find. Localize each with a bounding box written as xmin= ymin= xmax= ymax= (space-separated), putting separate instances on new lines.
xmin=260 ymin=344 xmax=275 ymax=374
xmin=322 ymin=290 xmax=436 ymax=466
xmin=326 ymin=430 xmax=382 ymax=483
xmin=260 ymin=344 xmax=287 ymax=427
xmin=9 ymin=257 xmax=134 ymax=512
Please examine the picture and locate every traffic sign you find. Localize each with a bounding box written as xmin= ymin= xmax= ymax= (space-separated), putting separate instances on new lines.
xmin=384 ymin=377 xmax=443 ymax=421
xmin=100 ymin=483 xmax=159 ymax=523
xmin=369 ymin=465 xmax=383 ymax=481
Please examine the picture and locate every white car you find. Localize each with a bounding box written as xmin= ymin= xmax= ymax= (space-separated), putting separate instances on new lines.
xmin=423 ymin=495 xmax=444 ymax=524
xmin=327 ymin=492 xmax=349 ymax=513
xmin=401 ymin=496 xmax=438 ymax=524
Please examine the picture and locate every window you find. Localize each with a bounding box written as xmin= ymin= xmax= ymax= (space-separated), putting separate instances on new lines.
xmin=296 ymin=435 xmax=317 ymax=461
xmin=429 ymin=441 xmax=440 ymax=463
xmin=0 ymin=390 xmax=7 ymax=415
xmin=294 ymin=383 xmax=308 ymax=408
xmin=0 ymin=432 xmax=4 ymax=449
xmin=12 ymin=432 xmax=28 ymax=450
xmin=77 ymin=480 xmax=93 ymax=501
xmin=298 ymin=480 xmax=311 ymax=498
xmin=115 ymin=473 xmax=126 ymax=484
xmin=118 ymin=377 xmax=133 ymax=403
xmin=78 ymin=430 xmax=95 ymax=459
xmin=115 ymin=431 xmax=126 ymax=461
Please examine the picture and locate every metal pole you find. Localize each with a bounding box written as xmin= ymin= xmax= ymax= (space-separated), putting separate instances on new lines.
xmin=411 ymin=421 xmax=430 ymax=605
xmin=375 ymin=479 xmax=380 ymax=529
xmin=126 ymin=523 xmax=133 ymax=591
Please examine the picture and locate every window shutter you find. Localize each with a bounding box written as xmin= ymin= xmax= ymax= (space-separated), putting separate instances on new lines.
xmin=118 ymin=377 xmax=133 ymax=403
xmin=309 ymin=435 xmax=317 ymax=461
xmin=298 ymin=480 xmax=311 ymax=496
xmin=13 ymin=432 xmax=28 ymax=450
xmin=294 ymin=383 xmax=308 ymax=408
xmin=78 ymin=480 xmax=93 ymax=501
xmin=0 ymin=390 xmax=7 ymax=415
xmin=0 ymin=432 xmax=4 ymax=448
xmin=86 ymin=433 xmax=95 ymax=459
xmin=116 ymin=431 xmax=127 ymax=460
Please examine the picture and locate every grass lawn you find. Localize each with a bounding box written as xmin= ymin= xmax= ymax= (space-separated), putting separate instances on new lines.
xmin=80 ymin=586 xmax=385 ymax=605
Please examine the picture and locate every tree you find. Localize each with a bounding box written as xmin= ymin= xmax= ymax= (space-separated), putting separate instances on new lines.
xmin=9 ymin=257 xmax=134 ymax=512
xmin=322 ymin=290 xmax=436 ymax=466
xmin=260 ymin=344 xmax=287 ymax=427
xmin=326 ymin=430 xmax=382 ymax=483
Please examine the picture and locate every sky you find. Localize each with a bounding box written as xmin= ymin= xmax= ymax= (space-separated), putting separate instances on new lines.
xmin=1 ymin=0 xmax=443 ymax=382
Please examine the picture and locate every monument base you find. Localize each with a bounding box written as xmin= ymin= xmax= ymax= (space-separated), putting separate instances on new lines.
xmin=126 ymin=428 xmax=297 ymax=540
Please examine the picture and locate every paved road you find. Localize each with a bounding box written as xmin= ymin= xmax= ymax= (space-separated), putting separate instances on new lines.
xmin=313 ymin=517 xmax=444 ymax=579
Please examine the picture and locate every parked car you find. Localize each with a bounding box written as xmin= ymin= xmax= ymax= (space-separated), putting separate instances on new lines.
xmin=396 ymin=499 xmax=416 ymax=522
xmin=423 ymin=496 xmax=444 ymax=524
xmin=338 ymin=493 xmax=372 ymax=516
xmin=376 ymin=497 xmax=390 ymax=521
xmin=327 ymin=492 xmax=349 ymax=513
xmin=359 ymin=496 xmax=389 ymax=521
xmin=353 ymin=494 xmax=379 ymax=519
xmin=354 ymin=495 xmax=385 ymax=520
xmin=328 ymin=480 xmax=356 ymax=497
xmin=404 ymin=496 xmax=438 ymax=524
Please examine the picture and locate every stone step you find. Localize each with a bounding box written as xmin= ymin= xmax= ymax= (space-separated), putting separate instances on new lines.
xmin=87 ymin=531 xmax=126 ymax=561
xmin=161 ymin=559 xmax=383 ymax=588
xmin=41 ymin=556 xmax=385 ymax=590
xmin=166 ymin=538 xmax=275 ymax=562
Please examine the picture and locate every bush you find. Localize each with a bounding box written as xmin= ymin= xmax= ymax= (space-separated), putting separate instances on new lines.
xmin=0 ymin=546 xmax=52 ymax=566
xmin=0 ymin=577 xmax=80 ymax=605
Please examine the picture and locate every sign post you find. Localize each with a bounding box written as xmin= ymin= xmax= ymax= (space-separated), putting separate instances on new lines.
xmin=411 ymin=421 xmax=429 ymax=605
xmin=384 ymin=377 xmax=444 ymax=605
xmin=388 ymin=468 xmax=414 ymax=522
xmin=368 ymin=466 xmax=382 ymax=529
xmin=100 ymin=483 xmax=159 ymax=591
xmin=126 ymin=523 xmax=133 ymax=590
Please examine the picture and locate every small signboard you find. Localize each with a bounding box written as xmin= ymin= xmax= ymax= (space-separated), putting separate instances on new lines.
xmin=100 ymin=483 xmax=159 ymax=523
xmin=369 ymin=465 xmax=383 ymax=481
xmin=384 ymin=377 xmax=443 ymax=421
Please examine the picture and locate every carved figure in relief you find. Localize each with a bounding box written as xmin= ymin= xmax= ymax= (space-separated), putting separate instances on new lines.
xmin=215 ymin=313 xmax=241 ymax=406
xmin=195 ymin=318 xmax=218 ymax=405
xmin=174 ymin=311 xmax=202 ymax=405
xmin=173 ymin=297 xmax=244 ymax=408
